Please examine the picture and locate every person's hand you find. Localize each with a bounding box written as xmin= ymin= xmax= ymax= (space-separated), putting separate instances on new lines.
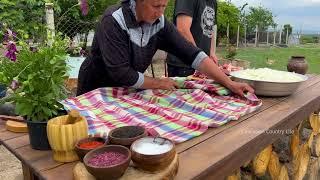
xmin=158 ymin=78 xmax=179 ymax=90
xmin=210 ymin=54 xmax=219 ymax=64
xmin=227 ymin=81 xmax=254 ymax=97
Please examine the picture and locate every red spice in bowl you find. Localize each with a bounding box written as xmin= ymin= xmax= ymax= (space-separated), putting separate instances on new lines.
xmin=79 ymin=141 xmax=104 ymax=149
xmin=88 ymin=151 xmax=127 ymax=167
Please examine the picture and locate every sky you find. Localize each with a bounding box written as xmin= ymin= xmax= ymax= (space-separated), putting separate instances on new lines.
xmin=230 ymin=0 xmax=320 ymax=34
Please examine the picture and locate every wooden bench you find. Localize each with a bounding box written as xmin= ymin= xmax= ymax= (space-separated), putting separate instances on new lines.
xmin=1 ymin=74 xmax=320 ymax=179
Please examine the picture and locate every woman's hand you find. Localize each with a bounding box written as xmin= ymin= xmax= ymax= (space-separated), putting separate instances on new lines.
xmin=227 ymin=81 xmax=254 ymax=97
xmin=157 ymin=78 xmax=179 ymax=90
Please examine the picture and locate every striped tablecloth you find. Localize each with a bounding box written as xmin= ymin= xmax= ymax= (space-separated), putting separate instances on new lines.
xmin=62 ymin=77 xmax=262 ymax=143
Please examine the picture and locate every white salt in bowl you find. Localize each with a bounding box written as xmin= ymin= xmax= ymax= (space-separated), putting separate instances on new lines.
xmin=130 ymin=137 xmax=176 ymax=172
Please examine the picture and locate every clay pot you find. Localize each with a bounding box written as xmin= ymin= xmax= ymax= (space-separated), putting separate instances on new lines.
xmin=287 ymin=56 xmax=308 ymax=75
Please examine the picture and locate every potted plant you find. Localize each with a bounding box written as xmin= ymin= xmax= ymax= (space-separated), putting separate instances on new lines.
xmin=0 ymin=34 xmax=69 ymax=150
xmin=219 ymin=44 xmax=250 ymax=69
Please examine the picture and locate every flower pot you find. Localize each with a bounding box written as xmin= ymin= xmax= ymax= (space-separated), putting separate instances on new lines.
xmin=0 ymin=84 xmax=6 ymax=98
xmin=26 ymin=120 xmax=51 ymax=150
xmin=47 ymin=111 xmax=88 ymax=162
xmin=287 ymin=56 xmax=308 ymax=75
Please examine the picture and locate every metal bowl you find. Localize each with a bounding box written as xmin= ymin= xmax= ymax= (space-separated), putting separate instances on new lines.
xmin=230 ymin=70 xmax=308 ymax=96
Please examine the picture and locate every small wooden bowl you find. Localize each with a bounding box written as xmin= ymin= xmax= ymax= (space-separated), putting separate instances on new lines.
xmin=108 ymin=126 xmax=147 ymax=147
xmin=83 ymin=145 xmax=131 ymax=180
xmin=75 ymin=137 xmax=107 ymax=161
xmin=131 ymin=137 xmax=176 ymax=172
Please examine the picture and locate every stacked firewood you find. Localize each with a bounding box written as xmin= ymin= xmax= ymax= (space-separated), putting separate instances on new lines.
xmin=227 ymin=111 xmax=320 ymax=180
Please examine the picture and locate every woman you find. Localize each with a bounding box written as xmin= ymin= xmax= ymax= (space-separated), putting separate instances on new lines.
xmin=77 ymin=0 xmax=253 ymax=96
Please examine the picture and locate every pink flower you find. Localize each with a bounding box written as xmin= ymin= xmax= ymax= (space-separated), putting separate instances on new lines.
xmin=80 ymin=0 xmax=89 ymax=16
xmin=3 ymin=29 xmax=17 ymax=42
xmin=4 ymin=41 xmax=18 ymax=62
xmin=10 ymin=79 xmax=19 ymax=90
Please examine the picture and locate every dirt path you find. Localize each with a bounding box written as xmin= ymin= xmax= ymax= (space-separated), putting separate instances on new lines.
xmin=0 ymin=145 xmax=23 ymax=180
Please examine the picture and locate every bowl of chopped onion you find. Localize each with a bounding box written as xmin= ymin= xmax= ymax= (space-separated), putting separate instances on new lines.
xmin=230 ymin=68 xmax=308 ymax=96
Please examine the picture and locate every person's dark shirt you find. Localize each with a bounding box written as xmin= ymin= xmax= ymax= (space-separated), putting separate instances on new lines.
xmin=166 ymin=0 xmax=217 ymax=68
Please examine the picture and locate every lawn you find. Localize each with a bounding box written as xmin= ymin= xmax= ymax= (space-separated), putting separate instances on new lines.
xmin=216 ymin=44 xmax=320 ymax=74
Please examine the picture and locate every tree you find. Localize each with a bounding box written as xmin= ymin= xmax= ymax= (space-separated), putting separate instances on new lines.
xmin=0 ymin=0 xmax=46 ymax=41
xmin=164 ymin=0 xmax=175 ymax=20
xmin=217 ymin=1 xmax=241 ymax=44
xmin=283 ymin=24 xmax=292 ymax=36
xmin=245 ymin=6 xmax=275 ymax=33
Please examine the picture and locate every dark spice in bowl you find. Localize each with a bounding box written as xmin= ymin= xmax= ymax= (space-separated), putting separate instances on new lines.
xmin=108 ymin=126 xmax=147 ymax=147
xmin=111 ymin=126 xmax=145 ymax=138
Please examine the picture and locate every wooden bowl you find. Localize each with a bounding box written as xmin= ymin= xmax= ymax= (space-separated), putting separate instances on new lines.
xmin=83 ymin=145 xmax=131 ymax=180
xmin=108 ymin=126 xmax=147 ymax=147
xmin=131 ymin=137 xmax=176 ymax=172
xmin=75 ymin=137 xmax=107 ymax=161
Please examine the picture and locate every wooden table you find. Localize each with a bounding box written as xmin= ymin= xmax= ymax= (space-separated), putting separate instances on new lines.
xmin=1 ymin=74 xmax=320 ymax=180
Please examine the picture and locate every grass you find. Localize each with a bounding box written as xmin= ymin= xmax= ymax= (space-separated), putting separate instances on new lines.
xmin=216 ymin=44 xmax=320 ymax=74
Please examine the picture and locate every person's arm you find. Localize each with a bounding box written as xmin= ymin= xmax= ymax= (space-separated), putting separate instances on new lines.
xmin=158 ymin=19 xmax=253 ymax=96
xmin=176 ymin=15 xmax=196 ymax=46
xmin=198 ymin=57 xmax=253 ymax=96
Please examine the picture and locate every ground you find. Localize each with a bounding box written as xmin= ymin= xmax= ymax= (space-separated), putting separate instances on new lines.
xmin=0 ymin=145 xmax=22 ymax=180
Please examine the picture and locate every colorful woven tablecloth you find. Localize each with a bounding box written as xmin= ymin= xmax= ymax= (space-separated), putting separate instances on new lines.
xmin=61 ymin=77 xmax=262 ymax=143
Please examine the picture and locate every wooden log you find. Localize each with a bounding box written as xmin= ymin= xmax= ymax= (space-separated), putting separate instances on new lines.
xmin=268 ymin=151 xmax=281 ymax=180
xmin=73 ymin=154 xmax=179 ymax=180
xmin=253 ymin=145 xmax=273 ymax=177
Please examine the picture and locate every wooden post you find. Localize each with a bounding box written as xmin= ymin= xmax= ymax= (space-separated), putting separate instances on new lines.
xmin=286 ymin=28 xmax=289 ymax=45
xmin=255 ymin=25 xmax=258 ymax=47
xmin=213 ymin=25 xmax=217 ymax=54
xmin=273 ymin=28 xmax=276 ymax=45
xmin=267 ymin=30 xmax=269 ymax=46
xmin=45 ymin=3 xmax=55 ymax=45
xmin=227 ymin=23 xmax=230 ymax=44
xmin=236 ymin=25 xmax=240 ymax=48
xmin=279 ymin=25 xmax=282 ymax=44
xmin=244 ymin=25 xmax=247 ymax=47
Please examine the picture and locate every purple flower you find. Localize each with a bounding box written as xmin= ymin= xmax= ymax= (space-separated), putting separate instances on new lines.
xmin=4 ymin=41 xmax=18 ymax=62
xmin=3 ymin=29 xmax=17 ymax=42
xmin=80 ymin=0 xmax=89 ymax=16
xmin=10 ymin=79 xmax=19 ymax=90
xmin=80 ymin=48 xmax=87 ymax=56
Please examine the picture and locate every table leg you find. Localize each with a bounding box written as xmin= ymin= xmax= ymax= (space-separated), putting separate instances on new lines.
xmin=22 ymin=163 xmax=38 ymax=180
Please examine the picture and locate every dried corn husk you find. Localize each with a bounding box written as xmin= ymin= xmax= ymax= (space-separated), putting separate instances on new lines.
xmin=268 ymin=151 xmax=281 ymax=180
xmin=226 ymin=169 xmax=240 ymax=180
xmin=293 ymin=135 xmax=311 ymax=180
xmin=309 ymin=113 xmax=320 ymax=135
xmin=278 ymin=165 xmax=289 ymax=180
xmin=311 ymin=134 xmax=320 ymax=157
xmin=253 ymin=145 xmax=272 ymax=177
xmin=290 ymin=127 xmax=300 ymax=159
